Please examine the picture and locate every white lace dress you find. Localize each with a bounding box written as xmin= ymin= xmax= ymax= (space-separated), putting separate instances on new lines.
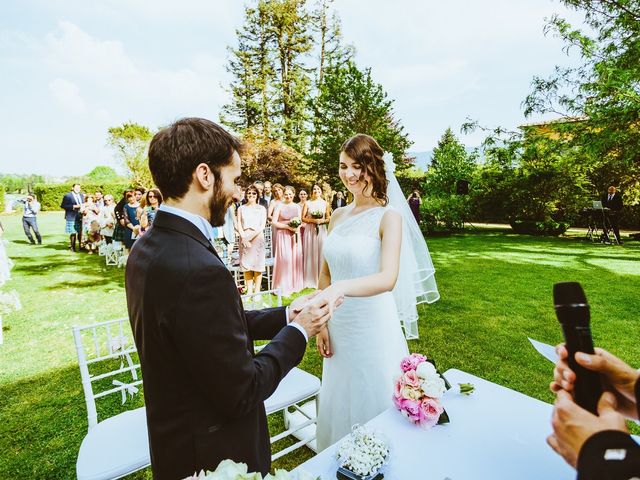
xmin=316 ymin=206 xmax=409 ymax=451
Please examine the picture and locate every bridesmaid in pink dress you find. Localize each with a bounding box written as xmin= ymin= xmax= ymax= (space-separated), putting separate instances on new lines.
xmin=268 ymin=183 xmax=284 ymax=257
xmin=297 ymin=189 xmax=308 ymax=248
xmin=302 ymin=184 xmax=331 ymax=288
xmin=271 ymin=185 xmax=303 ymax=296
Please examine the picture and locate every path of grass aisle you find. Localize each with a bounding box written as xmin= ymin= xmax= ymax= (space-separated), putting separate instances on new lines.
xmin=1 ymin=212 xmax=638 ymax=478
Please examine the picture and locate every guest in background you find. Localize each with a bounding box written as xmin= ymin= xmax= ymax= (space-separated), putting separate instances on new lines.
xmin=267 ymin=183 xmax=284 ymax=222
xmin=271 ymin=185 xmax=303 ymax=296
xmin=113 ymin=189 xmax=131 ymax=246
xmin=139 ymin=189 xmax=163 ymax=229
xmin=134 ymin=187 xmax=146 ymax=204
xmin=263 ymin=181 xmax=273 ymax=205
xmin=99 ymin=194 xmax=116 ymax=244
xmin=601 ymin=185 xmax=624 ymax=244
xmin=331 ymin=191 xmax=346 ymax=210
xmin=84 ymin=220 xmax=102 ymax=254
xmin=237 ymin=185 xmax=267 ymax=295
xmin=60 ymin=183 xmax=84 ymax=251
xmin=94 ymin=191 xmax=105 ymax=209
xmin=298 ymin=189 xmax=309 ymax=245
xmin=302 ymin=184 xmax=330 ymax=289
xmin=549 ymin=345 xmax=640 ymax=478
xmin=20 ymin=194 xmax=42 ymax=245
xmin=407 ymin=189 xmax=422 ymax=224
xmin=123 ymin=191 xmax=140 ymax=251
xmin=268 ymin=183 xmax=284 ymax=256
xmin=252 ymin=181 xmax=269 ymax=209
xmin=81 ymin=195 xmax=100 ymax=241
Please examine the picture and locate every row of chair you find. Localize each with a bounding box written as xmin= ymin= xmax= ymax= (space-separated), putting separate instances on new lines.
xmin=73 ymin=288 xmax=320 ymax=480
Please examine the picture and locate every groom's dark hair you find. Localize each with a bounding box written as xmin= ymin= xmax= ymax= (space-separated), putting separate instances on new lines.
xmin=149 ymin=117 xmax=243 ymax=200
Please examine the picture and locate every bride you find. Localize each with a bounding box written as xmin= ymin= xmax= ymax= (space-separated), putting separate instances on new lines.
xmin=314 ymin=134 xmax=439 ymax=450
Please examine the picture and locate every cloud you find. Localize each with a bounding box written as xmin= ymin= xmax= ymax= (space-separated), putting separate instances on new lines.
xmin=49 ymin=78 xmax=86 ymax=114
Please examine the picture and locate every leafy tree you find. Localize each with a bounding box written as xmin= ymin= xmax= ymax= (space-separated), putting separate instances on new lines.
xmin=240 ymin=132 xmax=313 ymax=186
xmin=424 ymin=128 xmax=476 ymax=196
xmin=312 ymin=0 xmax=354 ymax=86
xmin=221 ymin=2 xmax=275 ymax=137
xmin=524 ymin=0 xmax=640 ymax=204
xmin=106 ymin=122 xmax=154 ymax=188
xmin=308 ymin=61 xmax=412 ymax=184
xmin=85 ymin=166 xmax=122 ymax=183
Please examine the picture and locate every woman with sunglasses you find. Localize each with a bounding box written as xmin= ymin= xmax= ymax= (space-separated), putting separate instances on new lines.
xmin=237 ymin=185 xmax=267 ymax=295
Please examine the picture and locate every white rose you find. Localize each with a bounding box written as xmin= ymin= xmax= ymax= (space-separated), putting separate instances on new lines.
xmin=415 ymin=361 xmax=437 ymax=380
xmin=420 ymin=376 xmax=446 ymax=398
xmin=208 ymin=460 xmax=252 ymax=480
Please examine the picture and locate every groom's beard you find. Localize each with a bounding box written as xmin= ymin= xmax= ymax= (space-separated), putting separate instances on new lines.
xmin=209 ymin=183 xmax=231 ymax=227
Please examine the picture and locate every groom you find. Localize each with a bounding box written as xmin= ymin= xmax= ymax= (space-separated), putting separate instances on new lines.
xmin=126 ymin=118 xmax=334 ymax=479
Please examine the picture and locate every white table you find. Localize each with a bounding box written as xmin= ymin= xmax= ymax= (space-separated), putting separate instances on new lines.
xmin=295 ymin=369 xmax=576 ymax=479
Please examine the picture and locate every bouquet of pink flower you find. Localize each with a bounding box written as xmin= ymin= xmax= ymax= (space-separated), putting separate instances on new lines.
xmin=393 ymin=353 xmax=451 ymax=428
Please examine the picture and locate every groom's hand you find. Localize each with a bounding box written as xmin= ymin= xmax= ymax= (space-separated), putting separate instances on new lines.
xmin=288 ymin=291 xmax=321 ymax=322
xmin=292 ymin=297 xmax=332 ymax=339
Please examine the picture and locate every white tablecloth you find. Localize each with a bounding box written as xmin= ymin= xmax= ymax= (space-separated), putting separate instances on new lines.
xmin=295 ymin=369 xmax=576 ymax=479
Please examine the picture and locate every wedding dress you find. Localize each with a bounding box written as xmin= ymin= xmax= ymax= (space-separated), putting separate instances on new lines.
xmin=316 ymin=206 xmax=409 ymax=451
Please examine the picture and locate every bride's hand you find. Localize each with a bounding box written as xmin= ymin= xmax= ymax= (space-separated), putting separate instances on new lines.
xmin=316 ymin=326 xmax=332 ymax=358
xmin=314 ymin=284 xmax=345 ymax=318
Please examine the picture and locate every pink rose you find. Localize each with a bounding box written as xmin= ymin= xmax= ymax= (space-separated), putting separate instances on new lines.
xmin=393 ymin=378 xmax=403 ymax=399
xmin=400 ymin=353 xmax=427 ymax=372
xmin=400 ymin=398 xmax=422 ymax=423
xmin=403 ymin=370 xmax=420 ymax=388
xmin=418 ymin=398 xmax=444 ymax=429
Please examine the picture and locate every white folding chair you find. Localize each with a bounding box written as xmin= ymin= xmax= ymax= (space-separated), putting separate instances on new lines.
xmin=242 ymin=289 xmax=320 ymax=459
xmin=72 ymin=318 xmax=149 ymax=480
xmin=241 ymin=288 xmax=282 ymax=311
xmin=263 ymin=226 xmax=274 ymax=291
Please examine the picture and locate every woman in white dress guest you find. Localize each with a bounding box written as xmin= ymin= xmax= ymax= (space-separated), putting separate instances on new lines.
xmin=237 ymin=185 xmax=267 ymax=295
xmin=313 ymin=134 xmax=439 ymax=450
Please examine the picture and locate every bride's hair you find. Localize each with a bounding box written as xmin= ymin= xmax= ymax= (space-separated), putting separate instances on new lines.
xmin=340 ymin=134 xmax=388 ymax=205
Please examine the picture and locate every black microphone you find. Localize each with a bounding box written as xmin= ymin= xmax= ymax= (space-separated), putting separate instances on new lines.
xmin=553 ymin=282 xmax=602 ymax=414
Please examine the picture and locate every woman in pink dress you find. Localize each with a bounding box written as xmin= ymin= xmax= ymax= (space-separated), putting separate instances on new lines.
xmin=237 ymin=185 xmax=267 ymax=295
xmin=271 ymin=185 xmax=303 ymax=296
xmin=302 ymin=184 xmax=331 ymax=288
xmin=297 ymin=189 xmax=308 ymax=248
xmin=268 ymin=183 xmax=284 ymax=257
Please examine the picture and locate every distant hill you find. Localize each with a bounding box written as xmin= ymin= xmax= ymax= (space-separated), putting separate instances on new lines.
xmin=407 ymin=147 xmax=479 ymax=170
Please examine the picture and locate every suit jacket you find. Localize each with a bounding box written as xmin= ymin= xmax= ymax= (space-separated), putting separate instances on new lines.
xmin=125 ymin=210 xmax=306 ymax=479
xmin=577 ymin=379 xmax=640 ymax=479
xmin=60 ymin=192 xmax=84 ymax=221
xmin=601 ymin=193 xmax=623 ymax=212
xmin=331 ymin=198 xmax=346 ymax=210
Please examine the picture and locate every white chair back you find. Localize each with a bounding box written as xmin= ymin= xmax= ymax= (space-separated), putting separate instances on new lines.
xmin=241 ymin=288 xmax=282 ymax=310
xmin=72 ymin=318 xmax=142 ymax=430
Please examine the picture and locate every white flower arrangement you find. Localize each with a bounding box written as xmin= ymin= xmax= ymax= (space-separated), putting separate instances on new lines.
xmin=336 ymin=425 xmax=389 ymax=478
xmin=184 ymin=459 xmax=317 ymax=480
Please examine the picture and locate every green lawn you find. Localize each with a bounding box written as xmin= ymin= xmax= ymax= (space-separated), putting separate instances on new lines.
xmin=1 ymin=212 xmax=639 ymax=478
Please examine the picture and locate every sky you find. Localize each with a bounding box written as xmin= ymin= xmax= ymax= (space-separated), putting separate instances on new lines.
xmin=0 ymin=0 xmax=586 ymax=176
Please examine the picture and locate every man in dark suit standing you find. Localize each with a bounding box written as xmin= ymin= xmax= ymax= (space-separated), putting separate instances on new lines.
xmin=601 ymin=185 xmax=623 ymax=244
xmin=253 ymin=181 xmax=269 ymax=210
xmin=331 ymin=191 xmax=346 ymax=210
xmin=60 ymin=183 xmax=84 ymax=251
xmin=125 ymin=118 xmax=336 ymax=480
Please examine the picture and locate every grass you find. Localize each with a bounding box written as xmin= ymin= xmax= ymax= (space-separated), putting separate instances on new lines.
xmin=0 ymin=212 xmax=639 ymax=478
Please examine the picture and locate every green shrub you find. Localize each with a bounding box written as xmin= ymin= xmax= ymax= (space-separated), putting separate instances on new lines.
xmin=419 ymin=194 xmax=471 ymax=236
xmin=33 ymin=183 xmax=131 ymax=211
xmin=0 ymin=184 xmax=5 ymax=212
xmin=509 ymin=219 xmax=570 ymax=236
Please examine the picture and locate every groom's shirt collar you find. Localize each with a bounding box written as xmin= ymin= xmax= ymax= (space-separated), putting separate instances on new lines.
xmin=159 ymin=204 xmax=216 ymax=242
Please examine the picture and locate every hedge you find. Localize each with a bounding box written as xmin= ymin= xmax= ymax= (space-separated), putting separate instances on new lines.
xmin=0 ymin=184 xmax=5 ymax=212
xmin=33 ymin=183 xmax=131 ymax=211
